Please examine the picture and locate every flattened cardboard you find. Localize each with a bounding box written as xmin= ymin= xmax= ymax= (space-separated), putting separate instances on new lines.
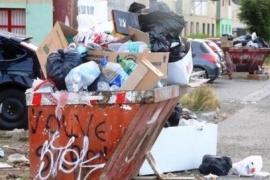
xmin=85 ymin=50 xmax=168 ymax=78
xmin=36 ymin=21 xmax=78 ymax=78
xmin=221 ymin=37 xmax=233 ymax=48
xmin=119 ymin=50 xmax=164 ymax=90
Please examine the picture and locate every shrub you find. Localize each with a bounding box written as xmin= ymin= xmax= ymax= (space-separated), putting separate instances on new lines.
xmin=179 ymin=84 xmax=219 ymax=111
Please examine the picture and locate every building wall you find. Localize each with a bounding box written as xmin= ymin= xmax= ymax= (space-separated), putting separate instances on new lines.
xmin=0 ymin=0 xmax=53 ymax=44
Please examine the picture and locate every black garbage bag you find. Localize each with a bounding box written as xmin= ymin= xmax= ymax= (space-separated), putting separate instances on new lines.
xmin=148 ymin=0 xmax=171 ymax=13
xmin=149 ymin=29 xmax=170 ymax=52
xmin=128 ymin=2 xmax=146 ymax=13
xmin=199 ymin=155 xmax=232 ymax=176
xmin=164 ymin=103 xmax=182 ymax=127
xmin=46 ymin=48 xmax=82 ymax=90
xmin=139 ymin=10 xmax=185 ymax=41
xmin=169 ymin=37 xmax=186 ymax=62
xmin=254 ymin=37 xmax=269 ymax=48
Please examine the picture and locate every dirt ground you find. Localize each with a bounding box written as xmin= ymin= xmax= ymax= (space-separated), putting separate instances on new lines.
xmin=0 ymin=129 xmax=29 ymax=179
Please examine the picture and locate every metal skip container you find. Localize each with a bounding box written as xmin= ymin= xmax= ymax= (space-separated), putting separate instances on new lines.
xmin=26 ymin=85 xmax=185 ymax=180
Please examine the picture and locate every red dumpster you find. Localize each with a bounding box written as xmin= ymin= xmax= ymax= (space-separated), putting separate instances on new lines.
xmin=26 ymin=85 xmax=185 ymax=180
xmin=226 ymin=48 xmax=270 ymax=73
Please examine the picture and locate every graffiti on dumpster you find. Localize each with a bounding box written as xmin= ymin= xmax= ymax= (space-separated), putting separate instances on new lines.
xmin=31 ymin=109 xmax=110 ymax=180
xmin=36 ymin=131 xmax=105 ymax=180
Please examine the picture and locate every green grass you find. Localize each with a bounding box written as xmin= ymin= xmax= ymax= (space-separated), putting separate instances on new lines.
xmin=18 ymin=136 xmax=29 ymax=142
xmin=0 ymin=132 xmax=12 ymax=139
xmin=263 ymin=55 xmax=270 ymax=65
xmin=179 ymin=84 xmax=219 ymax=111
xmin=185 ymin=34 xmax=212 ymax=39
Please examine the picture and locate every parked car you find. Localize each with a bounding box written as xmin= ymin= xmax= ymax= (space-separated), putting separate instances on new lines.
xmin=189 ymin=38 xmax=221 ymax=82
xmin=0 ymin=31 xmax=42 ymax=130
xmin=204 ymin=39 xmax=227 ymax=74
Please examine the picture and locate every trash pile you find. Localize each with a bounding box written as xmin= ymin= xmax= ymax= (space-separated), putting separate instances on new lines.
xmin=199 ymin=155 xmax=270 ymax=179
xmin=233 ymin=32 xmax=269 ymax=48
xmin=33 ymin=1 xmax=188 ymax=93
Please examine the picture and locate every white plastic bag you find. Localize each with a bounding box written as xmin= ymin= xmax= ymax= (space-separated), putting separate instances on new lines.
xmin=65 ymin=61 xmax=101 ymax=92
xmin=232 ymin=155 xmax=263 ymax=176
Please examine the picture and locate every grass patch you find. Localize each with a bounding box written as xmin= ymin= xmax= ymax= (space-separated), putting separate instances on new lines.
xmin=179 ymin=84 xmax=219 ymax=111
xmin=263 ymin=55 xmax=270 ymax=65
xmin=185 ymin=34 xmax=211 ymax=39
xmin=18 ymin=136 xmax=29 ymax=142
xmin=0 ymin=132 xmax=12 ymax=139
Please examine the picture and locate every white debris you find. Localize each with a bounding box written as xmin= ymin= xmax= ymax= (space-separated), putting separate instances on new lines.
xmin=254 ymin=171 xmax=270 ymax=178
xmin=0 ymin=162 xmax=12 ymax=169
xmin=7 ymin=153 xmax=29 ymax=163
xmin=120 ymin=105 xmax=132 ymax=111
xmin=204 ymin=173 xmax=218 ymax=179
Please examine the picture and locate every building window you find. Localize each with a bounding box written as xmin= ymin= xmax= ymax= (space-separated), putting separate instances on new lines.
xmin=196 ymin=22 xmax=199 ymax=34
xmin=222 ymin=0 xmax=224 ymax=6
xmin=190 ymin=22 xmax=194 ymax=34
xmin=212 ymin=24 xmax=215 ymax=36
xmin=229 ymin=0 xmax=231 ymax=6
xmin=202 ymin=23 xmax=205 ymax=34
xmin=184 ymin=21 xmax=188 ymax=37
xmin=0 ymin=9 xmax=26 ymax=34
xmin=207 ymin=23 xmax=210 ymax=36
xmin=222 ymin=24 xmax=224 ymax=34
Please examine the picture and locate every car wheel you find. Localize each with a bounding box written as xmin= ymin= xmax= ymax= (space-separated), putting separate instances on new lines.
xmin=193 ymin=67 xmax=208 ymax=79
xmin=0 ymin=89 xmax=28 ymax=130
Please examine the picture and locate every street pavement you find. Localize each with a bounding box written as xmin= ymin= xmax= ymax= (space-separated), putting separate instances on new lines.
xmin=212 ymin=73 xmax=270 ymax=179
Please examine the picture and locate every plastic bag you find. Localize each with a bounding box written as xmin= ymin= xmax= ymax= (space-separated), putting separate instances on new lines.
xmin=65 ymin=61 xmax=101 ymax=92
xmin=149 ymin=29 xmax=170 ymax=52
xmin=199 ymin=154 xmax=232 ymax=176
xmin=164 ymin=103 xmax=182 ymax=127
xmin=139 ymin=11 xmax=185 ymax=40
xmin=148 ymin=1 xmax=171 ymax=13
xmin=232 ymin=155 xmax=263 ymax=176
xmin=169 ymin=37 xmax=187 ymax=62
xmin=46 ymin=48 xmax=82 ymax=90
xmin=128 ymin=2 xmax=146 ymax=13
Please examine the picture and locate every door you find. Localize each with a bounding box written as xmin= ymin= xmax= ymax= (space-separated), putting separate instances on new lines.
xmin=0 ymin=9 xmax=26 ymax=34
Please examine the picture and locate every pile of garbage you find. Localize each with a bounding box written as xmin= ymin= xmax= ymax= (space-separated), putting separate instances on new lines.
xmin=199 ymin=154 xmax=270 ymax=179
xmin=233 ymin=32 xmax=269 ymax=48
xmin=35 ymin=1 xmax=186 ymax=93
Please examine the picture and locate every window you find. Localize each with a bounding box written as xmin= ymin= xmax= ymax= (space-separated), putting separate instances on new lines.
xmin=212 ymin=24 xmax=215 ymax=36
xmin=190 ymin=22 xmax=194 ymax=34
xmin=196 ymin=22 xmax=199 ymax=34
xmin=229 ymin=0 xmax=231 ymax=6
xmin=207 ymin=23 xmax=210 ymax=35
xmin=0 ymin=9 xmax=26 ymax=34
xmin=0 ymin=39 xmax=26 ymax=61
xmin=184 ymin=21 xmax=188 ymax=37
xmin=202 ymin=23 xmax=205 ymax=34
xmin=222 ymin=24 xmax=224 ymax=34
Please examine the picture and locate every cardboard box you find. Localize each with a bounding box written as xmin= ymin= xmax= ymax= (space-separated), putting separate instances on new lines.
xmin=36 ymin=22 xmax=78 ymax=78
xmin=120 ymin=50 xmax=164 ymax=90
xmin=139 ymin=124 xmax=218 ymax=175
xmin=166 ymin=38 xmax=193 ymax=85
xmin=221 ymin=37 xmax=233 ymax=48
xmin=86 ymin=27 xmax=168 ymax=78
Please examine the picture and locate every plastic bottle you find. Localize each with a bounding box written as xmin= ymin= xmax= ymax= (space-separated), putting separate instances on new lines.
xmin=65 ymin=61 xmax=101 ymax=92
xmin=99 ymin=56 xmax=128 ymax=88
xmin=116 ymin=55 xmax=137 ymax=75
xmin=97 ymin=81 xmax=110 ymax=91
xmin=117 ymin=41 xmax=148 ymax=53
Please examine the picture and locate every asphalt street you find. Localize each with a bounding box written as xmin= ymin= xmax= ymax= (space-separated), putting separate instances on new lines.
xmin=212 ymin=73 xmax=270 ymax=179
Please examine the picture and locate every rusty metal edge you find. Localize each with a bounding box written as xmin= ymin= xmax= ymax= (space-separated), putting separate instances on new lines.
xmin=25 ymin=85 xmax=185 ymax=106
